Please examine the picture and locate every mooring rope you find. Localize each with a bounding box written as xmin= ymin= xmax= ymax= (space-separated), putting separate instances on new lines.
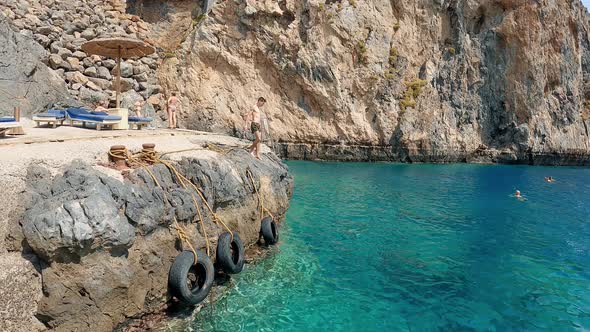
xmin=109 ymin=144 xmax=245 ymax=258
xmin=246 ymin=169 xmax=275 ymax=220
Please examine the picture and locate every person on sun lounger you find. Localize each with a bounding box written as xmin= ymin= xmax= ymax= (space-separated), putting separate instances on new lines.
xmin=95 ymin=100 xmax=109 ymax=113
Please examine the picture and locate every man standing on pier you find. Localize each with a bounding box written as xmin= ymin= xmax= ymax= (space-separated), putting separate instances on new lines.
xmin=244 ymin=97 xmax=266 ymax=160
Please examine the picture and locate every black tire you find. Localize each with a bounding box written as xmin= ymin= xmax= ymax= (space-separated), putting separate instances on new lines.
xmin=168 ymin=250 xmax=214 ymax=305
xmin=260 ymin=216 xmax=279 ymax=245
xmin=216 ymin=232 xmax=245 ymax=274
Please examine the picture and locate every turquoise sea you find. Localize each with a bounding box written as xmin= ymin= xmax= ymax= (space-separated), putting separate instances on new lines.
xmin=191 ymin=162 xmax=590 ymax=331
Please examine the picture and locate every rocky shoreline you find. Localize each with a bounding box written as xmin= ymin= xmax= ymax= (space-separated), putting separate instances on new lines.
xmin=0 ymin=133 xmax=292 ymax=332
xmin=274 ymin=142 xmax=590 ymax=166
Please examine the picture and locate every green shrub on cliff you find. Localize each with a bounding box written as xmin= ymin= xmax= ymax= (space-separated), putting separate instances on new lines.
xmin=447 ymin=47 xmax=456 ymax=55
xmin=349 ymin=0 xmax=357 ymax=8
xmin=408 ymin=79 xmax=428 ymax=98
xmin=389 ymin=47 xmax=397 ymax=66
xmin=400 ymin=94 xmax=416 ymax=110
xmin=400 ymin=79 xmax=428 ymax=110
xmin=357 ymin=42 xmax=368 ymax=65
xmin=319 ymin=3 xmax=324 ymax=11
xmin=393 ymin=22 xmax=401 ymax=31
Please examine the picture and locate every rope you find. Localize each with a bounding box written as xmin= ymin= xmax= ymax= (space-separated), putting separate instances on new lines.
xmin=192 ymin=194 xmax=210 ymax=256
xmin=109 ymin=145 xmax=242 ymax=257
xmin=246 ymin=169 xmax=275 ymax=220
xmin=108 ymin=143 xmax=262 ymax=256
xmin=109 ymin=147 xmax=205 ymax=264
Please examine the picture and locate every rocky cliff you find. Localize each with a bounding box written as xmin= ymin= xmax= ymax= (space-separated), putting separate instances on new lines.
xmin=1 ymin=0 xmax=590 ymax=164
xmin=0 ymin=134 xmax=292 ymax=331
xmin=159 ymin=0 xmax=590 ymax=164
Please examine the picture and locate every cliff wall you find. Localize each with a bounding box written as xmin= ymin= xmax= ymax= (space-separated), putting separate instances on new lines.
xmin=159 ymin=0 xmax=590 ymax=163
xmin=1 ymin=0 xmax=590 ymax=164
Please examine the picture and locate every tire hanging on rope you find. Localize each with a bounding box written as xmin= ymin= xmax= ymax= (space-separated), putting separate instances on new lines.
xmin=216 ymin=232 xmax=245 ymax=274
xmin=260 ymin=216 xmax=279 ymax=246
xmin=168 ymin=250 xmax=215 ymax=305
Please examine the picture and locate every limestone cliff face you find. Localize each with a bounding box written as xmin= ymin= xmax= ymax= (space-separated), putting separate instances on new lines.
xmin=2 ymin=0 xmax=589 ymax=163
xmin=157 ymin=0 xmax=590 ymax=163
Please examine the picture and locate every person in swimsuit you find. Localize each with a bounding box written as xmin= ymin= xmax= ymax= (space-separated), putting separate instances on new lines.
xmin=245 ymin=97 xmax=266 ymax=159
xmin=544 ymin=176 xmax=554 ymax=183
xmin=94 ymin=100 xmax=108 ymax=113
xmin=167 ymin=92 xmax=180 ymax=129
xmin=133 ymin=100 xmax=145 ymax=117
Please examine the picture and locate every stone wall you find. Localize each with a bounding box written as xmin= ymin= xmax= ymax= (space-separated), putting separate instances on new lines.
xmin=0 ymin=0 xmax=168 ymax=124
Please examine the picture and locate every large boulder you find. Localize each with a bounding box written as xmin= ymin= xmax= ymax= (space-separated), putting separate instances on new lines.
xmin=23 ymin=163 xmax=136 ymax=262
xmin=0 ymin=18 xmax=71 ymax=117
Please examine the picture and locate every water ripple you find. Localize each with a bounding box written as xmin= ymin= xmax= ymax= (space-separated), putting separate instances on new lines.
xmin=191 ymin=162 xmax=590 ymax=331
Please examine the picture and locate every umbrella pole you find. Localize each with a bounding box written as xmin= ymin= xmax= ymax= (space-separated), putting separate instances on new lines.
xmin=116 ymin=47 xmax=121 ymax=109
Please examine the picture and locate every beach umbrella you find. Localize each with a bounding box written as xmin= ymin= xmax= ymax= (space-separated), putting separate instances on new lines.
xmin=81 ymin=37 xmax=155 ymax=109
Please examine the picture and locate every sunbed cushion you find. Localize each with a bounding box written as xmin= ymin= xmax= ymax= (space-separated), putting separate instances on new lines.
xmin=0 ymin=117 xmax=16 ymax=122
xmin=66 ymin=108 xmax=121 ymax=122
xmin=128 ymin=116 xmax=153 ymax=123
xmin=91 ymin=111 xmax=108 ymax=116
xmin=36 ymin=109 xmax=66 ymax=119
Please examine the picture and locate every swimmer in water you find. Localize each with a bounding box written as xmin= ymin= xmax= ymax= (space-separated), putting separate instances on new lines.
xmin=512 ymin=189 xmax=527 ymax=201
xmin=544 ymin=176 xmax=554 ymax=183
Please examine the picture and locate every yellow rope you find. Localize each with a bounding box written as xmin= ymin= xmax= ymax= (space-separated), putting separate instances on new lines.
xmin=109 ymin=147 xmax=204 ymax=264
xmin=191 ymin=194 xmax=210 ymax=256
xmin=246 ymin=169 xmax=274 ymax=220
xmin=108 ymin=144 xmax=255 ymax=260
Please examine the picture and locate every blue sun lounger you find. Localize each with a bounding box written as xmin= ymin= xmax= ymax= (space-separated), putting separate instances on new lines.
xmin=0 ymin=117 xmax=21 ymax=137
xmin=66 ymin=108 xmax=122 ymax=131
xmin=128 ymin=116 xmax=153 ymax=130
xmin=33 ymin=109 xmax=66 ymax=128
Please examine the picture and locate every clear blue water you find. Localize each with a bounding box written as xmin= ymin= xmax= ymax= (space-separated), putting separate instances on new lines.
xmin=191 ymin=162 xmax=590 ymax=331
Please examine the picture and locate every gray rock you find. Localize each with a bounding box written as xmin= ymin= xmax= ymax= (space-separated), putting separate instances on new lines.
xmin=102 ymin=59 xmax=116 ymax=69
xmin=133 ymin=72 xmax=148 ymax=82
xmin=72 ymin=51 xmax=87 ymax=59
xmin=65 ymin=71 xmax=88 ymax=84
xmin=133 ymin=64 xmax=148 ymax=75
xmin=84 ymin=66 xmax=97 ymax=78
xmin=141 ymin=57 xmax=158 ymax=69
xmin=33 ymin=33 xmax=51 ymax=47
xmin=112 ymin=61 xmax=133 ymax=78
xmin=57 ymin=47 xmax=73 ymax=60
xmin=85 ymin=81 xmax=101 ymax=91
xmin=48 ymin=54 xmax=63 ymax=69
xmin=88 ymin=77 xmax=110 ymax=90
xmin=37 ymin=25 xmax=57 ymax=35
xmin=23 ymin=163 xmax=136 ymax=262
xmin=79 ymin=86 xmax=108 ymax=103
xmin=0 ymin=20 xmax=70 ymax=118
xmin=80 ymin=28 xmax=96 ymax=40
xmin=96 ymin=66 xmax=111 ymax=80
xmin=82 ymin=57 xmax=94 ymax=67
xmin=49 ymin=41 xmax=62 ymax=53
xmin=112 ymin=77 xmax=135 ymax=92
xmin=145 ymin=84 xmax=161 ymax=96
